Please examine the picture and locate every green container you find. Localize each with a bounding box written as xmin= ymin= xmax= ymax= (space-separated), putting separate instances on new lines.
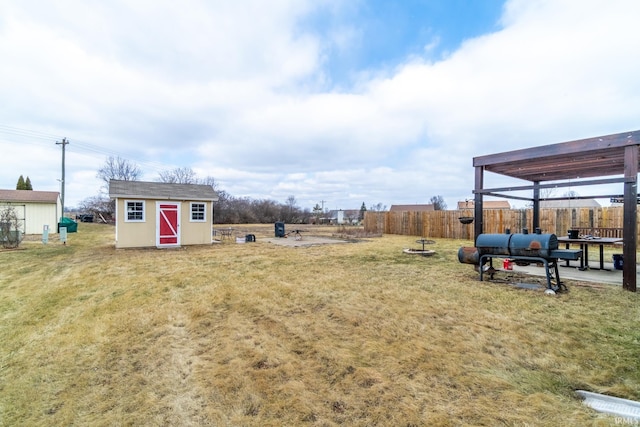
xmin=58 ymin=217 xmax=78 ymax=233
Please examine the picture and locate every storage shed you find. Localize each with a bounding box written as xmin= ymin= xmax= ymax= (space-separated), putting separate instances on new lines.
xmin=109 ymin=180 xmax=219 ymax=249
xmin=0 ymin=189 xmax=61 ymax=234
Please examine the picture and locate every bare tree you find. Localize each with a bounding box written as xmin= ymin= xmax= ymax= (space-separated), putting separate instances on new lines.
xmin=213 ymin=190 xmax=230 ymax=224
xmin=344 ymin=210 xmax=358 ymax=224
xmin=369 ymin=202 xmax=387 ymax=212
xmin=526 ymin=188 xmax=557 ymax=208
xmin=286 ymin=195 xmax=297 ymax=210
xmin=158 ymin=167 xmax=197 ymax=184
xmin=97 ymin=156 xmax=142 ymax=189
xmin=78 ymin=195 xmax=115 ymax=222
xmin=282 ymin=195 xmax=299 ymax=223
xmin=197 ymin=175 xmax=219 ymax=190
xmin=541 ymin=188 xmax=557 ymax=199
xmin=430 ymin=195 xmax=447 ymax=210
xmin=251 ymin=199 xmax=280 ymax=223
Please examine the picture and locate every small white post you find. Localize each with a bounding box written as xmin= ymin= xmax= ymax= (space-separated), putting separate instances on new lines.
xmin=59 ymin=227 xmax=67 ymax=245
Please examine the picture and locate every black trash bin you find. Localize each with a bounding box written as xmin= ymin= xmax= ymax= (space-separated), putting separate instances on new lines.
xmin=613 ymin=254 xmax=623 ymax=270
xmin=275 ymin=222 xmax=285 ymax=238
xmin=79 ymin=214 xmax=94 ymax=222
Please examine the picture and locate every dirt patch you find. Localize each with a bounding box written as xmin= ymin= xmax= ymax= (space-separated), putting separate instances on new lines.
xmin=266 ymin=235 xmax=349 ymax=247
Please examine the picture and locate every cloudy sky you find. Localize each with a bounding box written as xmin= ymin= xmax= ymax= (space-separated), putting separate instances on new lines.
xmin=1 ymin=0 xmax=639 ymax=211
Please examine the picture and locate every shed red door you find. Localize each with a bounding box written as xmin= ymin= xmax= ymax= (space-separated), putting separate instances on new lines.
xmin=157 ymin=202 xmax=180 ymax=246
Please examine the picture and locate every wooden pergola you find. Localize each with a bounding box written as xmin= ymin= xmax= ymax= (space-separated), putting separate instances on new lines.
xmin=472 ymin=130 xmax=640 ymax=291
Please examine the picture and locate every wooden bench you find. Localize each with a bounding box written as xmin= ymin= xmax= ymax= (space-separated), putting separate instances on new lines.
xmin=575 ymin=227 xmax=623 ymax=238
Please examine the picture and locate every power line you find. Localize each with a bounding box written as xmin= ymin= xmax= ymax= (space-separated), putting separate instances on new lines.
xmin=0 ymin=124 xmax=65 ymax=141
xmin=0 ymin=124 xmax=230 ymax=188
xmin=0 ymin=123 xmax=179 ymax=175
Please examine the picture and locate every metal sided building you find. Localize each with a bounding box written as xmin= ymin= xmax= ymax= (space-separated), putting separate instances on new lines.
xmin=0 ymin=189 xmax=61 ymax=234
xmin=109 ymin=180 xmax=219 ymax=249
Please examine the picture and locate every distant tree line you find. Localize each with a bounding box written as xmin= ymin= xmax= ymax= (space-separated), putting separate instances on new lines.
xmin=80 ymin=156 xmax=438 ymax=224
xmin=79 ymin=156 xmax=314 ymax=224
xmin=71 ymin=155 xmax=450 ymax=224
xmin=213 ymin=192 xmax=312 ymax=224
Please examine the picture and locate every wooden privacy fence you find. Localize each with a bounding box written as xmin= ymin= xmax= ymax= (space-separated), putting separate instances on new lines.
xmin=363 ymin=207 xmax=636 ymax=240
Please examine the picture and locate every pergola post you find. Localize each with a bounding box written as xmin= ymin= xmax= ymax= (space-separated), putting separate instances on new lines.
xmin=532 ymin=181 xmax=540 ymax=231
xmin=474 ymin=166 xmax=484 ymax=243
xmin=623 ymin=145 xmax=638 ymax=292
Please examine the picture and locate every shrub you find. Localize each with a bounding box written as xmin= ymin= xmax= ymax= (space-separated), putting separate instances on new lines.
xmin=0 ymin=206 xmax=23 ymax=248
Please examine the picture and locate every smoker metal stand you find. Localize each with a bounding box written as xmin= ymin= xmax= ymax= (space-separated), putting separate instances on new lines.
xmin=479 ymin=255 xmax=567 ymax=293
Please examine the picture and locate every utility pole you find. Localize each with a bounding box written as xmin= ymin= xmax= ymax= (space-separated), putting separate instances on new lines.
xmin=320 ymin=200 xmax=326 ymax=212
xmin=56 ymin=138 xmax=69 ymax=218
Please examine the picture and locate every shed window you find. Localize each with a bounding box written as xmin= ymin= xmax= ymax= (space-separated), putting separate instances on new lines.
xmin=190 ymin=202 xmax=206 ymax=222
xmin=125 ymin=201 xmax=145 ymax=222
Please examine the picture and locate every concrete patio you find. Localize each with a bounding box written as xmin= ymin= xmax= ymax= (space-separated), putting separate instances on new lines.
xmin=512 ymin=261 xmax=634 ymax=286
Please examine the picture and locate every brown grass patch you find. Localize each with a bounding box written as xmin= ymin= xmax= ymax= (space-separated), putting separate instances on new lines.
xmin=1 ymin=223 xmax=639 ymax=425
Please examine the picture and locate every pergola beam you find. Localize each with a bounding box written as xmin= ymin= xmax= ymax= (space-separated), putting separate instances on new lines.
xmin=473 ymin=177 xmax=626 ymax=194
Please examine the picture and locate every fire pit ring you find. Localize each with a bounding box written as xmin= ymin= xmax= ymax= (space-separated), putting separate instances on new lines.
xmin=403 ymin=248 xmax=436 ymax=256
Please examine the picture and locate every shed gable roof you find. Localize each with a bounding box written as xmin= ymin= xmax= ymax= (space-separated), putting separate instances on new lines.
xmin=0 ymin=189 xmax=60 ymax=203
xmin=109 ymin=180 xmax=219 ymax=201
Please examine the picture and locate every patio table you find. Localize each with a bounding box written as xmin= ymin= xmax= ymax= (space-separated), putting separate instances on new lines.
xmin=557 ymin=236 xmax=622 ymax=270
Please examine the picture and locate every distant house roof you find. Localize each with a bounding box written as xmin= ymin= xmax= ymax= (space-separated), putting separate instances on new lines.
xmin=540 ymin=199 xmax=601 ymax=208
xmin=0 ymin=189 xmax=60 ymax=203
xmin=109 ymin=180 xmax=219 ymax=201
xmin=458 ymin=200 xmax=511 ymax=209
xmin=389 ymin=204 xmax=434 ymax=212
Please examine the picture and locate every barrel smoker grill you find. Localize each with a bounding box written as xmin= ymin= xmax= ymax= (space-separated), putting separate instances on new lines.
xmin=458 ymin=232 xmax=583 ymax=292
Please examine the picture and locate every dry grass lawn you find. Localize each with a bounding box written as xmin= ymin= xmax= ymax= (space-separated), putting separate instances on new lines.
xmin=1 ymin=223 xmax=639 ymax=426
